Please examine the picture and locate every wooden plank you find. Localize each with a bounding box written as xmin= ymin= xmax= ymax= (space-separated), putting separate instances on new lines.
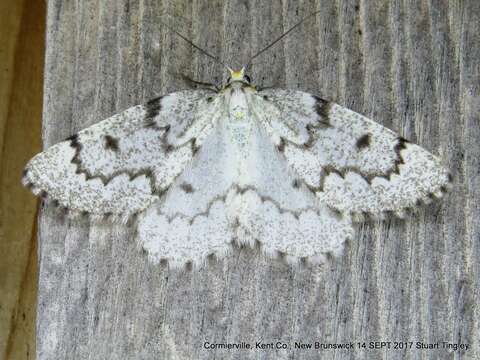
xmin=37 ymin=1 xmax=479 ymax=359
xmin=0 ymin=0 xmax=44 ymax=359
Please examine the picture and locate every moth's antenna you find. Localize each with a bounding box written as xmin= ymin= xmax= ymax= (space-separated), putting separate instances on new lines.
xmin=244 ymin=10 xmax=321 ymax=69
xmin=161 ymin=22 xmax=229 ymax=70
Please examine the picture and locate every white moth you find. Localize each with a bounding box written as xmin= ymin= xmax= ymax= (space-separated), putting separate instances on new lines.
xmin=23 ymin=15 xmax=451 ymax=267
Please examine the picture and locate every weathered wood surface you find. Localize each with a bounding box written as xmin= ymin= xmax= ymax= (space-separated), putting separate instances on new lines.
xmin=38 ymin=1 xmax=479 ymax=359
xmin=0 ymin=1 xmax=44 ymax=359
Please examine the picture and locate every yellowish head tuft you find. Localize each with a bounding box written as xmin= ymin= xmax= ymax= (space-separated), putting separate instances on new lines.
xmin=229 ymin=67 xmax=245 ymax=81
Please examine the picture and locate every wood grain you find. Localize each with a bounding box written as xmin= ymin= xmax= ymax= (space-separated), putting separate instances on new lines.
xmin=38 ymin=1 xmax=479 ymax=359
xmin=0 ymin=0 xmax=44 ymax=359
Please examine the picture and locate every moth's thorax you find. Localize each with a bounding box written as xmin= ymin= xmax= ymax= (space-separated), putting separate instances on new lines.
xmin=228 ymin=86 xmax=249 ymax=121
xmin=225 ymin=85 xmax=255 ymax=177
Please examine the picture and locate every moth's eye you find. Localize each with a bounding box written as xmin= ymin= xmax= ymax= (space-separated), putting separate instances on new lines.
xmin=244 ymin=75 xmax=251 ymax=83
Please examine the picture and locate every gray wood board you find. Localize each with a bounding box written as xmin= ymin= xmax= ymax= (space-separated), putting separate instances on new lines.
xmin=37 ymin=0 xmax=479 ymax=359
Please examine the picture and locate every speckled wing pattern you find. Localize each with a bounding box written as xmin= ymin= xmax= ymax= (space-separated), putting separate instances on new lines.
xmin=23 ymin=90 xmax=218 ymax=222
xmin=256 ymin=89 xmax=451 ymax=222
xmin=23 ymin=86 xmax=450 ymax=266
xmin=137 ymin=107 xmax=353 ymax=266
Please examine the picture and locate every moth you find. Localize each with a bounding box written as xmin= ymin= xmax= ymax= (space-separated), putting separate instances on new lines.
xmin=23 ymin=13 xmax=451 ymax=267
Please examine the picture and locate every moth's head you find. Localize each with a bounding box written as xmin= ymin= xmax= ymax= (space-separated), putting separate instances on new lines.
xmin=226 ymin=67 xmax=251 ymax=85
